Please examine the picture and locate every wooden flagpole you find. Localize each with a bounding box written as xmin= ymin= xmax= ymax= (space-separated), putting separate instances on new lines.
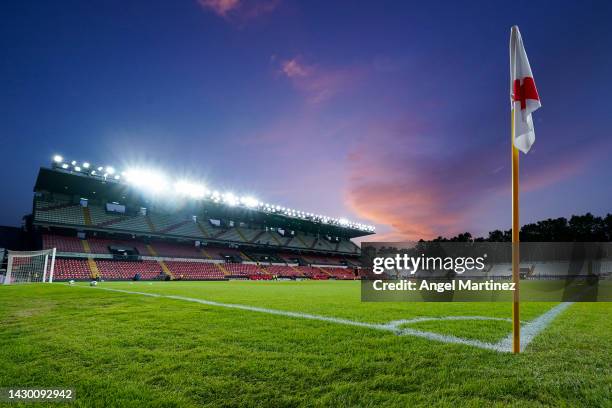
xmin=511 ymin=108 xmax=521 ymax=353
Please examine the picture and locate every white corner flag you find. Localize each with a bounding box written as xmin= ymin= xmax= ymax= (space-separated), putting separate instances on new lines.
xmin=510 ymin=26 xmax=541 ymax=154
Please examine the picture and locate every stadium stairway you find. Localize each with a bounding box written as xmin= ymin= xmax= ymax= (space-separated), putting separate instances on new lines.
xmin=82 ymin=207 xmax=93 ymax=226
xmin=81 ymin=239 xmax=91 ymax=253
xmin=270 ymin=232 xmax=282 ymax=246
xmin=250 ymin=230 xmax=265 ymax=243
xmin=196 ymin=222 xmax=210 ymax=238
xmin=235 ymin=228 xmax=249 ymax=242
xmin=215 ymin=263 xmax=229 ymax=276
xmin=146 ymin=244 xmax=174 ymax=280
xmin=310 ymin=238 xmax=319 ymax=249
xmin=87 ymin=258 xmax=100 ymax=279
xmin=240 ymin=252 xmax=253 ymax=261
xmin=212 ymin=229 xmax=228 ymax=239
xmin=315 ymin=266 xmax=330 ymax=277
xmin=145 ymin=216 xmax=157 ymax=232
xmin=295 ymin=235 xmax=309 ymax=248
xmin=200 ymin=248 xmax=212 ymax=259
xmin=80 ymin=239 xmax=100 ymax=279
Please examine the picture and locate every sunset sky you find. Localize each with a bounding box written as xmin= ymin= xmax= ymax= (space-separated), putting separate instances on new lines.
xmin=2 ymin=0 xmax=611 ymax=240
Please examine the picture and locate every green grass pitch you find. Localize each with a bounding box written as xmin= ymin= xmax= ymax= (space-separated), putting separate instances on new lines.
xmin=0 ymin=280 xmax=610 ymax=407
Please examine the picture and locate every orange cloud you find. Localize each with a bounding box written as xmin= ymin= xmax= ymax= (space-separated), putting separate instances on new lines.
xmin=281 ymin=58 xmax=310 ymax=78
xmin=344 ymin=119 xmax=595 ymax=241
xmin=278 ymin=56 xmax=365 ymax=104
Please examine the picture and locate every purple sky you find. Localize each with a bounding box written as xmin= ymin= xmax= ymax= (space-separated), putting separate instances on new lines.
xmin=1 ymin=0 xmax=611 ymax=240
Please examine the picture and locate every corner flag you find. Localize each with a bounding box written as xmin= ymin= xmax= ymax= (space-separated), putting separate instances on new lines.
xmin=509 ymin=25 xmax=541 ymax=353
xmin=510 ymin=26 xmax=541 ymax=154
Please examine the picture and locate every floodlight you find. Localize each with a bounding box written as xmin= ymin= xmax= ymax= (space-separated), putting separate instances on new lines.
xmin=175 ymin=181 xmax=207 ymax=199
xmin=241 ymin=196 xmax=258 ymax=208
xmin=74 ymin=166 xmax=81 ymax=171
xmin=106 ymin=167 xmax=115 ymax=175
xmin=124 ymin=168 xmax=169 ymax=194
xmin=61 ymin=163 xmax=69 ymax=169
xmin=114 ymin=175 xmax=120 ymax=180
xmin=71 ymin=161 xmax=77 ymax=166
xmin=91 ymin=171 xmax=96 ymax=175
xmin=223 ymin=192 xmax=238 ymax=206
xmin=97 ymin=167 xmax=103 ymax=171
xmin=83 ymin=162 xmax=90 ymax=169
xmin=53 ymin=155 xmax=63 ymax=163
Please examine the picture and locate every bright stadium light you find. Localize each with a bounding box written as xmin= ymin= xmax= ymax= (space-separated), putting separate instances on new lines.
xmin=124 ymin=168 xmax=169 ymax=194
xmin=241 ymin=196 xmax=258 ymax=208
xmin=175 ymin=181 xmax=207 ymax=199
xmin=47 ymin=152 xmax=375 ymax=232
xmin=222 ymin=192 xmax=239 ymax=206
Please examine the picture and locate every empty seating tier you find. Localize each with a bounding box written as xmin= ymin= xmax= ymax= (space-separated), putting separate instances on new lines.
xmin=95 ymin=260 xmax=163 ymax=280
xmin=165 ymin=261 xmax=225 ymax=280
xmin=53 ymin=259 xmax=91 ymax=280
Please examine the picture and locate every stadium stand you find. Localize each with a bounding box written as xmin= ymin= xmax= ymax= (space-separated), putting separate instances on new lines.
xmin=95 ymin=260 xmax=163 ymax=280
xmin=35 ymin=201 xmax=85 ymax=226
xmin=53 ymin=258 xmax=92 ymax=280
xmin=224 ymin=263 xmax=263 ymax=277
xmin=30 ymin=159 xmax=369 ymax=280
xmin=43 ymin=234 xmax=85 ymax=253
xmin=262 ymin=265 xmax=304 ymax=278
xmin=321 ymin=267 xmax=356 ymax=280
xmin=165 ymin=261 xmax=226 ymax=280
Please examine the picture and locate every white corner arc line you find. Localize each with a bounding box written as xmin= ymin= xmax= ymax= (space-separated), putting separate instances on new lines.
xmin=496 ymin=302 xmax=573 ymax=352
xmin=74 ymin=285 xmax=572 ymax=353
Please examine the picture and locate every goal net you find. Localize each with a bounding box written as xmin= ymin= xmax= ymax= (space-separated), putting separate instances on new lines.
xmin=3 ymin=248 xmax=56 ymax=285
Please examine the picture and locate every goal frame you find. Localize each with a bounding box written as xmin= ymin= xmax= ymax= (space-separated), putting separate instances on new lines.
xmin=4 ymin=248 xmax=57 ymax=285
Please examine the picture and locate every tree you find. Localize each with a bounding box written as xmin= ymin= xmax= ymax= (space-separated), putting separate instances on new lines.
xmin=421 ymin=213 xmax=611 ymax=242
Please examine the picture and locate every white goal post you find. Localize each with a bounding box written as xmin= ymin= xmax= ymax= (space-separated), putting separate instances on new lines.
xmin=3 ymin=248 xmax=56 ymax=285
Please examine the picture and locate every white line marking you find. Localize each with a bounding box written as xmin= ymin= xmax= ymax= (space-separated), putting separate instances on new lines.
xmin=496 ymin=302 xmax=573 ymax=352
xmin=75 ymin=285 xmax=572 ymax=353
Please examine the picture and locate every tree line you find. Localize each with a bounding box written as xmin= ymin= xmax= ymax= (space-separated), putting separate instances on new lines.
xmin=427 ymin=213 xmax=612 ymax=242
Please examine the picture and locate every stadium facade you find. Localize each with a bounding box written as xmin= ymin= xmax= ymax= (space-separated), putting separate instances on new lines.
xmin=25 ymin=157 xmax=373 ymax=281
